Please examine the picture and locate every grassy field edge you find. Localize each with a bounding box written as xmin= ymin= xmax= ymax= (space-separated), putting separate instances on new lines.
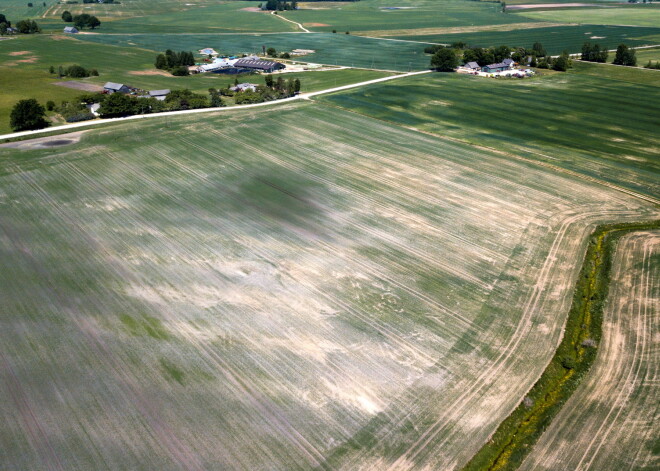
xmin=461 ymin=218 xmax=660 ymax=471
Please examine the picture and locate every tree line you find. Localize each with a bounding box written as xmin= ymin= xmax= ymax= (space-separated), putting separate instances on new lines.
xmin=61 ymin=11 xmax=101 ymax=29
xmin=428 ymin=41 xmax=641 ymax=73
xmin=155 ymin=50 xmax=196 ymax=76
xmin=260 ymin=0 xmax=298 ymax=10
xmin=0 ymin=13 xmax=41 ymax=34
xmin=9 ymin=75 xmax=303 ymax=131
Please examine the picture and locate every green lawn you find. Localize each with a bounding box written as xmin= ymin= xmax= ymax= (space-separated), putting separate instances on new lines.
xmin=635 ymin=46 xmax=660 ymax=66
xmin=317 ymin=63 xmax=660 ymax=197
xmin=517 ymin=5 xmax=660 ymax=27
xmin=394 ymin=25 xmax=660 ymax=55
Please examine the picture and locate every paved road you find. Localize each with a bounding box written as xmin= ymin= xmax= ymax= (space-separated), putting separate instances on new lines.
xmin=0 ymin=70 xmax=431 ymax=141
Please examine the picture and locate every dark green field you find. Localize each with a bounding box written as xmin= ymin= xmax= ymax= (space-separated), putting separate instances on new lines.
xmin=318 ymin=62 xmax=660 ymax=197
xmin=394 ymin=25 xmax=660 ymax=55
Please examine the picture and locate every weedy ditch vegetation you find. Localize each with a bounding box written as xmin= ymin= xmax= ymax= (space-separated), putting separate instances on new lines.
xmin=462 ymin=219 xmax=660 ymax=471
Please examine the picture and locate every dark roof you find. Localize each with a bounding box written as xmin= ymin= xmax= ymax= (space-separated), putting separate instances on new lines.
xmin=484 ymin=62 xmax=510 ymax=69
xmin=502 ymin=58 xmax=514 ymax=65
xmin=233 ymin=59 xmax=284 ymax=70
xmin=465 ymin=61 xmax=479 ymax=69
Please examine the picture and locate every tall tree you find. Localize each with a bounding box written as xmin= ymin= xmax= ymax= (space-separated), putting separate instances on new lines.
xmin=61 ymin=10 xmax=72 ymax=22
xmin=430 ymin=48 xmax=458 ymax=71
xmin=613 ymin=44 xmax=636 ymax=66
xmin=10 ymin=98 xmax=49 ymax=131
xmin=532 ymin=42 xmax=546 ymax=57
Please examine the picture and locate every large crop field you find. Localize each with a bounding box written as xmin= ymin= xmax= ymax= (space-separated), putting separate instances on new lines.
xmin=519 ymin=231 xmax=659 ymax=471
xmin=317 ymin=63 xmax=660 ymax=198
xmin=517 ymin=5 xmax=660 ymax=28
xmin=280 ymin=0 xmax=529 ymax=33
xmin=1 ymin=102 xmax=657 ymax=470
xmin=393 ymin=25 xmax=660 ymax=55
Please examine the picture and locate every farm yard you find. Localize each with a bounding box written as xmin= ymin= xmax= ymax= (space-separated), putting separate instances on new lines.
xmin=1 ymin=102 xmax=657 ymax=470
xmin=1 ymin=0 xmax=660 ymax=470
xmin=519 ymin=231 xmax=659 ymax=471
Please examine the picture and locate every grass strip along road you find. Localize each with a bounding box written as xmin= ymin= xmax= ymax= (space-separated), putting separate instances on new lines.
xmin=462 ymin=219 xmax=660 ymax=471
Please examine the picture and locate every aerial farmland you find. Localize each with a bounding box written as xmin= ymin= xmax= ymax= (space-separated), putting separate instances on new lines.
xmin=0 ymin=1 xmax=658 ymax=471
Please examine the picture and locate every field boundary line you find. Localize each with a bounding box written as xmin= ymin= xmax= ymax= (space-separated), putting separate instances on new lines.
xmin=0 ymin=70 xmax=431 ymax=142
xmin=461 ymin=221 xmax=660 ymax=471
xmin=313 ymin=100 xmax=660 ymax=206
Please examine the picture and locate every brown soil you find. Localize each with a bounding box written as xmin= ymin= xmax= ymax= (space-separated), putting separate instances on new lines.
xmin=8 ymin=51 xmax=32 ymax=56
xmin=53 ymin=81 xmax=104 ymax=92
xmin=305 ymin=23 xmax=330 ymax=27
xmin=127 ymin=69 xmax=172 ymax=76
xmin=0 ymin=131 xmax=87 ymax=149
xmin=240 ymin=7 xmax=263 ymax=12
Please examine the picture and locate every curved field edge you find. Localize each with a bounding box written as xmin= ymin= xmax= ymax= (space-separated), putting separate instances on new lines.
xmin=518 ymin=230 xmax=659 ymax=471
xmin=461 ymin=219 xmax=660 ymax=471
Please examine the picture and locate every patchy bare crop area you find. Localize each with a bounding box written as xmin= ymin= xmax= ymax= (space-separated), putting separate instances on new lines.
xmin=0 ymin=103 xmax=657 ymax=470
xmin=519 ymin=230 xmax=660 ymax=471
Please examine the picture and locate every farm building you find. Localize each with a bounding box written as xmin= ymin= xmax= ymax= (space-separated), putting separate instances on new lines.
xmin=233 ymin=59 xmax=285 ymax=73
xmin=464 ymin=61 xmax=480 ymax=71
xmin=482 ymin=62 xmax=512 ymax=73
xmin=502 ymin=58 xmax=514 ymax=67
xmin=230 ymin=83 xmax=258 ymax=92
xmin=104 ymin=82 xmax=131 ymax=94
xmin=149 ymin=89 xmax=170 ymax=101
xmin=63 ymin=26 xmax=79 ymax=34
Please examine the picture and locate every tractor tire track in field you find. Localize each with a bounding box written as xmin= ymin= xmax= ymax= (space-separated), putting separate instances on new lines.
xmin=1 ymin=105 xmax=657 ymax=470
xmin=519 ymin=231 xmax=660 ymax=471
xmin=1 ymin=170 xmax=207 ymax=471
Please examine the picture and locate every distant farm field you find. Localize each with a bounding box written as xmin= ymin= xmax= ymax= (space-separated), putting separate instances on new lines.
xmin=2 ymin=103 xmax=656 ymax=470
xmin=75 ymin=33 xmax=432 ymax=71
xmin=393 ymin=25 xmax=660 ymax=55
xmin=518 ymin=6 xmax=660 ymax=27
xmin=317 ymin=64 xmax=660 ymax=198
xmin=0 ymin=35 xmax=392 ymax=133
xmin=520 ymin=231 xmax=660 ymax=471
xmin=635 ymin=46 xmax=660 ymax=65
xmin=280 ymin=0 xmax=529 ymax=32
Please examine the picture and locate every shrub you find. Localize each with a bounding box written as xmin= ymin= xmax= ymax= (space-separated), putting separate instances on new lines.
xmin=561 ymin=356 xmax=576 ymax=370
xmin=171 ymin=66 xmax=190 ymax=76
xmin=46 ymin=100 xmax=55 ymax=111
xmin=65 ymin=112 xmax=95 ymax=122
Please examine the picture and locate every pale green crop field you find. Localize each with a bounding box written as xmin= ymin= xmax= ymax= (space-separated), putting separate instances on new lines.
xmin=636 ymin=46 xmax=660 ymax=64
xmin=517 ymin=6 xmax=660 ymax=27
xmin=281 ymin=0 xmax=530 ymax=33
xmin=2 ymin=102 xmax=656 ymax=470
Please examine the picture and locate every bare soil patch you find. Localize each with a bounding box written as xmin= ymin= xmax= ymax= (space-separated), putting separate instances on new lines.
xmin=305 ymin=23 xmax=330 ymax=27
xmin=241 ymin=7 xmax=263 ymax=12
xmin=0 ymin=131 xmax=86 ymax=149
xmin=127 ymin=69 xmax=172 ymax=76
xmin=53 ymin=81 xmax=104 ymax=92
xmin=8 ymin=51 xmax=32 ymax=56
xmin=50 ymin=34 xmax=77 ymax=41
